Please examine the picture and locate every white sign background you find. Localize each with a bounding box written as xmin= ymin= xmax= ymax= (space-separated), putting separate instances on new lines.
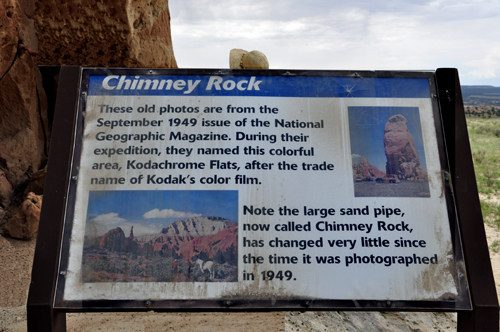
xmin=60 ymin=74 xmax=458 ymax=303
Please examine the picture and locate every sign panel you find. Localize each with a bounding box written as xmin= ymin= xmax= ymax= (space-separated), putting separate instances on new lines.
xmin=55 ymin=69 xmax=469 ymax=309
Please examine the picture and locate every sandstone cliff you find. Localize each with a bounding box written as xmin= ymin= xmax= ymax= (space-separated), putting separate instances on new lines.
xmin=0 ymin=0 xmax=178 ymax=239
xmin=0 ymin=0 xmax=50 ymax=238
xmin=33 ymin=0 xmax=177 ymax=68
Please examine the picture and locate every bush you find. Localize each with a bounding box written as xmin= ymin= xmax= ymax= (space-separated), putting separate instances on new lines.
xmin=473 ymin=149 xmax=486 ymax=164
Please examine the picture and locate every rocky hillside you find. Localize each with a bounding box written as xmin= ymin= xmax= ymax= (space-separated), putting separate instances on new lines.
xmin=143 ymin=217 xmax=238 ymax=259
xmin=352 ymin=155 xmax=385 ymax=178
xmin=82 ymin=217 xmax=238 ymax=282
xmin=86 ymin=216 xmax=237 ymax=262
xmin=161 ymin=216 xmax=234 ymax=237
xmin=175 ymin=223 xmax=237 ymax=261
xmin=96 ymin=227 xmax=138 ymax=253
xmin=462 ymin=85 xmax=500 ymax=107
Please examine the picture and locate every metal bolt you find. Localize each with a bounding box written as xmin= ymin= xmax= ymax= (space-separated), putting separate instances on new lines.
xmin=433 ymin=94 xmax=438 ymax=98
xmin=149 ymin=70 xmax=153 ymax=74
xmin=224 ymin=300 xmax=232 ymax=307
xmin=145 ymin=301 xmax=151 ymax=306
xmin=445 ymin=177 xmax=449 ymax=181
xmin=60 ymin=271 xmax=66 ymax=275
xmin=71 ymin=175 xmax=77 ymax=180
xmin=386 ymin=301 xmax=391 ymax=306
xmin=459 ymin=273 xmax=464 ymax=278
xmin=82 ymin=91 xmax=86 ymax=95
xmin=353 ymin=72 xmax=360 ymax=77
xmin=304 ymin=301 xmax=310 ymax=307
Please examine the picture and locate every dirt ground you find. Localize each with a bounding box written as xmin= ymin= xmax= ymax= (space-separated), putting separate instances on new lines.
xmin=486 ymin=223 xmax=500 ymax=298
xmin=0 ymin=234 xmax=285 ymax=332
xmin=1 ymin=223 xmax=500 ymax=332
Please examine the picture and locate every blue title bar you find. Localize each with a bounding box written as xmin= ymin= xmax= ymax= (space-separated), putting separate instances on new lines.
xmin=87 ymin=74 xmax=430 ymax=98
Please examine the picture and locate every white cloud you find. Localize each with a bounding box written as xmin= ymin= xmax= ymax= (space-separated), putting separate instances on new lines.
xmin=85 ymin=212 xmax=162 ymax=237
xmin=169 ymin=0 xmax=500 ymax=86
xmin=92 ymin=212 xmax=126 ymax=224
xmin=85 ymin=212 xmax=126 ymax=238
xmin=143 ymin=208 xmax=202 ymax=219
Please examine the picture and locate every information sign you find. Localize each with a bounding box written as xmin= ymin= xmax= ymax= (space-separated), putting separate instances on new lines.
xmin=53 ymin=69 xmax=469 ymax=310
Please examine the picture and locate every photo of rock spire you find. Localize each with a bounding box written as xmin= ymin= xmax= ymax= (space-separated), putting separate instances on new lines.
xmin=384 ymin=114 xmax=428 ymax=181
xmin=349 ymin=107 xmax=431 ymax=197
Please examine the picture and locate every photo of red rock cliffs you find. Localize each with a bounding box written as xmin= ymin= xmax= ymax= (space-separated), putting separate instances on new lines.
xmin=80 ymin=190 xmax=238 ymax=283
xmin=349 ymin=107 xmax=431 ymax=197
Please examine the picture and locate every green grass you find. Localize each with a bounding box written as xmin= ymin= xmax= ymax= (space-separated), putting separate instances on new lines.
xmin=467 ymin=118 xmax=500 ymax=228
xmin=480 ymin=201 xmax=500 ymax=229
xmin=467 ymin=118 xmax=500 ymax=138
xmin=490 ymin=240 xmax=500 ymax=254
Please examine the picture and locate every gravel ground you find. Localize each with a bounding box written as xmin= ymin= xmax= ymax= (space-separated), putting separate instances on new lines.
xmin=1 ymin=224 xmax=499 ymax=331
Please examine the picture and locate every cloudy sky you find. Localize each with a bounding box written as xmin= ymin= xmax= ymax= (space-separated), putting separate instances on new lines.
xmin=84 ymin=190 xmax=238 ymax=237
xmin=169 ymin=0 xmax=500 ymax=86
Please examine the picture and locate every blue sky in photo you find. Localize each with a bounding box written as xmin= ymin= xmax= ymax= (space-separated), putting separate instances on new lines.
xmin=170 ymin=0 xmax=500 ymax=86
xmin=348 ymin=107 xmax=427 ymax=173
xmin=85 ymin=190 xmax=238 ymax=237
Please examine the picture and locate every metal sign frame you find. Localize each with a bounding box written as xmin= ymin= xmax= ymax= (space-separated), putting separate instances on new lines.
xmin=27 ymin=67 xmax=498 ymax=331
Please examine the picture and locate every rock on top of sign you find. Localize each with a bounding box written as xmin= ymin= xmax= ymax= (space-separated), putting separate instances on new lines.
xmin=383 ymin=114 xmax=423 ymax=179
xmin=230 ymin=49 xmax=269 ymax=69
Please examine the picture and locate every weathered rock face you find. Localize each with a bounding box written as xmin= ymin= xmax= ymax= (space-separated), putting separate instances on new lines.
xmin=0 ymin=51 xmax=49 ymax=190
xmin=384 ymin=114 xmax=421 ymax=179
xmin=1 ymin=0 xmax=38 ymax=75
xmin=97 ymin=227 xmax=139 ymax=253
xmin=22 ymin=166 xmax=46 ymax=197
xmin=4 ymin=192 xmax=42 ymax=240
xmin=99 ymin=227 xmax=127 ymax=252
xmin=0 ymin=170 xmax=13 ymax=211
xmin=161 ymin=217 xmax=234 ymax=237
xmin=0 ymin=0 xmax=50 ymax=237
xmin=0 ymin=0 xmax=21 ymax=78
xmin=353 ymin=155 xmax=385 ymax=178
xmin=2 ymin=0 xmax=178 ymax=238
xmin=33 ymin=0 xmax=177 ymax=68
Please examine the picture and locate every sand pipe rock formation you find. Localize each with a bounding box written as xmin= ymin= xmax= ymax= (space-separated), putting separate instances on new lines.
xmin=383 ymin=114 xmax=426 ymax=179
xmin=33 ymin=0 xmax=177 ymax=68
xmin=230 ymin=49 xmax=269 ymax=69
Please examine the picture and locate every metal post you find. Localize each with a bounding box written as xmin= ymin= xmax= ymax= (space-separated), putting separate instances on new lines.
xmin=27 ymin=66 xmax=81 ymax=332
xmin=436 ymin=68 xmax=499 ymax=331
